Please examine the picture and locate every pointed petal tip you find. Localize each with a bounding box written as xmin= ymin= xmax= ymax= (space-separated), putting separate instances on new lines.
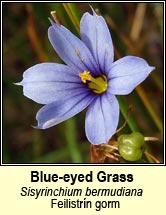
xmin=150 ymin=66 xmax=156 ymax=72
xmin=89 ymin=4 xmax=99 ymax=16
xmin=31 ymin=124 xmax=45 ymax=129
xmin=48 ymin=17 xmax=61 ymax=27
xmin=89 ymin=4 xmax=95 ymax=14
xmin=31 ymin=125 xmax=38 ymax=129
xmin=14 ymin=81 xmax=22 ymax=86
xmin=147 ymin=65 xmax=155 ymax=75
xmin=48 ymin=17 xmax=54 ymax=25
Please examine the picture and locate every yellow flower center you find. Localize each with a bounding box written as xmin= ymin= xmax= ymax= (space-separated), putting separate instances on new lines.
xmin=79 ymin=70 xmax=108 ymax=94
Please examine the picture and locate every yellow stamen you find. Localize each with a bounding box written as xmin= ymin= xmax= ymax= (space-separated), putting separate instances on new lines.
xmin=78 ymin=70 xmax=92 ymax=83
xmin=79 ymin=70 xmax=108 ymax=94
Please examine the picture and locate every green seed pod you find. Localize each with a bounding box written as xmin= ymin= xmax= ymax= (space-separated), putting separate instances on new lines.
xmin=118 ymin=132 xmax=145 ymax=161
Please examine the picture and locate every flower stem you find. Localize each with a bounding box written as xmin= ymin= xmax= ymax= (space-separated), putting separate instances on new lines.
xmin=117 ymin=96 xmax=139 ymax=132
xmin=65 ymin=118 xmax=83 ymax=163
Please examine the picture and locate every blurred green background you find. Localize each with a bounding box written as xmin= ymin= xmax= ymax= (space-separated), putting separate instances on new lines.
xmin=3 ymin=2 xmax=163 ymax=163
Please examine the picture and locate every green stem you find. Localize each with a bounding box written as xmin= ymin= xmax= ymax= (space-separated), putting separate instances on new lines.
xmin=65 ymin=118 xmax=83 ymax=163
xmin=117 ymin=96 xmax=139 ymax=132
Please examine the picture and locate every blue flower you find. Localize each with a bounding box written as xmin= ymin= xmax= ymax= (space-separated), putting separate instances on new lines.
xmin=18 ymin=10 xmax=155 ymax=144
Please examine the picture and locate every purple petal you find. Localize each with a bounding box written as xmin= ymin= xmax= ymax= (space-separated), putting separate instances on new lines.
xmin=48 ymin=21 xmax=99 ymax=75
xmin=108 ymin=56 xmax=155 ymax=95
xmin=36 ymin=92 xmax=95 ymax=129
xmin=85 ymin=93 xmax=119 ymax=144
xmin=80 ymin=11 xmax=114 ymax=75
xmin=19 ymin=63 xmax=88 ymax=104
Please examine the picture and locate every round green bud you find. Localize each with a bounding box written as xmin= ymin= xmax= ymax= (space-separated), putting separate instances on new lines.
xmin=118 ymin=132 xmax=145 ymax=161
